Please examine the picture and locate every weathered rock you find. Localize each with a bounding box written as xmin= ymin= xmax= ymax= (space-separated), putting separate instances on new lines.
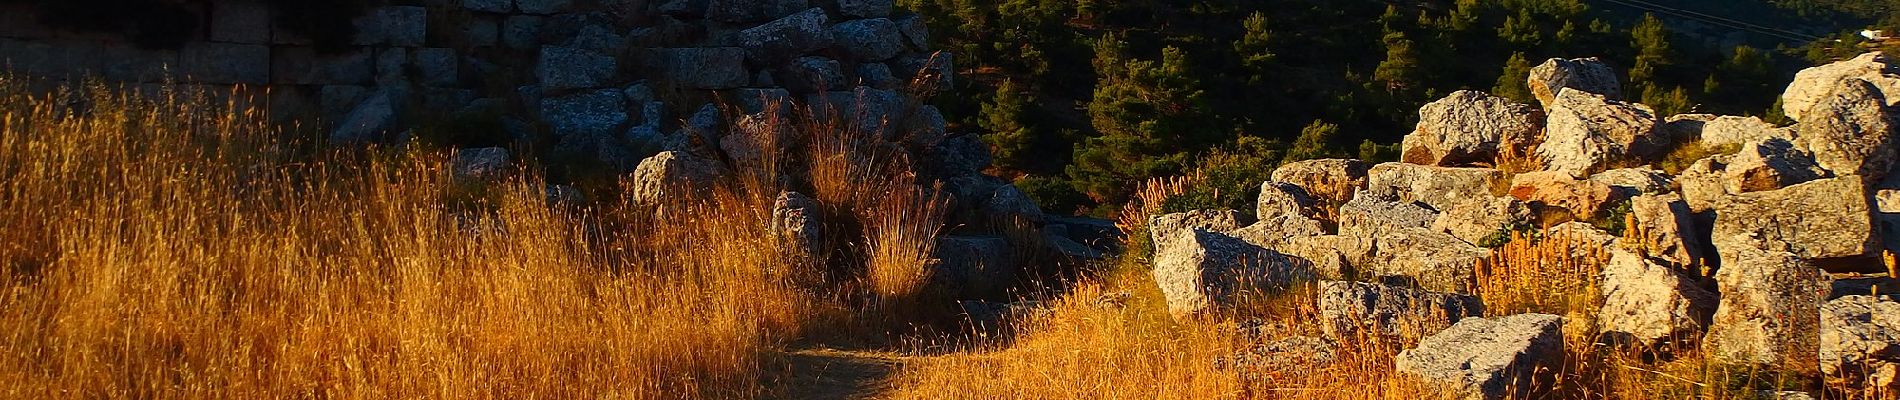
xmin=1364 ymin=227 xmax=1490 ymax=294
xmin=1401 ymin=90 xmax=1544 ymax=167
xmin=1257 ymin=181 xmax=1319 ymax=221
xmin=1271 ymin=158 xmax=1371 ymax=205
xmin=1589 ymin=168 xmax=1674 ymax=197
xmin=1782 ymin=52 xmax=1900 ymax=122
xmin=986 ymin=184 xmax=1044 ymax=225
xmin=739 ymin=8 xmax=832 ymax=64
xmin=502 ymin=15 xmax=545 ymax=50
xmin=1152 ymin=229 xmax=1314 ymax=319
xmin=1318 ymin=281 xmax=1483 ymax=340
xmin=1224 ymin=335 xmax=1338 ymax=379
xmin=1232 ymin=212 xmax=1326 ymax=247
xmin=537 ymin=46 xmax=616 ymax=91
xmin=1696 ymin=115 xmax=1795 ymax=148
xmin=1723 ymin=138 xmax=1830 ymax=193
xmin=464 ymin=0 xmax=513 ymax=13
xmin=1337 ymin=193 xmax=1440 ymax=238
xmin=330 ymin=88 xmax=399 ymax=143
xmin=629 ymin=151 xmax=725 ymax=206
xmin=894 ymin=14 xmax=929 ymax=50
xmin=1536 ymin=89 xmax=1666 ymax=176
xmin=808 ymin=86 xmax=905 ymax=139
xmin=1509 ymin=170 xmax=1620 ymax=219
xmin=772 ymin=191 xmax=824 ymax=265
xmin=179 ymin=42 xmax=270 ymax=84
xmin=1627 ymin=193 xmax=1708 ymax=269
xmin=1677 ymin=155 xmax=1733 ymax=214
xmin=1796 ymin=78 xmax=1899 ymax=181
xmin=517 ymin=0 xmax=574 ymax=14
xmin=1598 ymin=249 xmax=1717 ymax=348
xmin=654 ymin=47 xmax=749 ymax=89
xmin=210 ymin=1 xmax=271 ymax=43
xmin=1822 ymin=295 xmax=1900 ymax=377
xmin=413 ymin=48 xmax=458 ymax=87
xmin=899 ymin=105 xmax=947 ymax=147
xmin=540 ymin=89 xmax=628 ymax=137
xmin=858 ymin=62 xmax=899 ymax=89
xmin=1704 ymin=236 xmax=1824 ymax=373
xmin=1545 ymin=222 xmax=1620 ymax=262
xmin=830 ymin=18 xmax=905 ymax=62
xmin=1529 ymin=57 xmax=1622 ymax=109
xmin=1395 ymin=313 xmax=1566 ymax=400
xmin=835 ymin=0 xmax=893 ymax=18
xmin=452 ymin=147 xmax=510 ymax=180
xmin=1148 ymin=209 xmax=1245 ymax=246
xmin=1248 ymin=234 xmax=1354 ymax=280
xmin=353 ymin=6 xmax=427 ymax=47
xmin=1431 ymin=195 xmax=1532 ymax=246
xmin=1833 ymin=277 xmax=1900 ymax=300
xmin=933 ymin=235 xmax=1012 ymax=297
xmin=707 ymin=0 xmax=809 ymax=22
xmin=1712 ymin=177 xmax=1877 ymax=261
xmin=780 ymin=56 xmax=845 ymax=94
xmin=1366 ymin=163 xmax=1509 ymax=211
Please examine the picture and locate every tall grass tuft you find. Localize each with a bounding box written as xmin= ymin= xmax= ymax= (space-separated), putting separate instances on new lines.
xmin=0 ymin=78 xmax=813 ymax=398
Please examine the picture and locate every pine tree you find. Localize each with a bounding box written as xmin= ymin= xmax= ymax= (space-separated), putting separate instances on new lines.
xmin=1287 ymin=120 xmax=1342 ymax=162
xmin=1068 ymin=38 xmax=1210 ymax=204
xmin=1629 ymin=13 xmax=1672 ymax=85
xmin=1234 ymin=11 xmax=1274 ymax=72
xmin=981 ymin=79 xmax=1039 ymax=173
xmin=1374 ymin=31 xmax=1421 ymax=92
xmin=1493 ymin=52 xmax=1535 ymax=103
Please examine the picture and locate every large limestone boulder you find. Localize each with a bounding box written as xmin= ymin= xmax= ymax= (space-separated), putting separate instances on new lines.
xmin=1395 ymin=313 xmax=1566 ymax=400
xmin=830 ymin=18 xmax=905 ymax=62
xmin=1337 ymin=192 xmax=1440 ymax=238
xmin=1232 ymin=215 xmax=1325 ymax=249
xmin=1626 ymin=193 xmax=1708 ymax=269
xmin=1782 ymin=52 xmax=1900 ymax=122
xmin=1271 ymin=159 xmax=1370 ymax=206
xmin=1589 ymin=168 xmax=1674 ymax=197
xmin=1723 ymin=138 xmax=1831 ymax=193
xmin=1508 ymin=170 xmax=1621 ymax=219
xmin=1318 ymin=281 xmax=1483 ymax=340
xmin=1152 ymin=229 xmax=1315 ymax=319
xmin=1712 ymin=177 xmax=1878 ymax=261
xmin=1795 ymin=78 xmax=1899 ymax=182
xmin=1363 ymin=227 xmax=1490 ymax=294
xmin=1401 ymin=90 xmax=1544 ymax=167
xmin=1823 ymin=295 xmax=1900 ymax=378
xmin=1528 ymin=57 xmax=1622 ymax=109
xmin=1597 ymin=249 xmax=1717 ymax=349
xmin=1536 ymin=89 xmax=1667 ymax=176
xmin=1366 ymin=163 xmax=1510 ymax=211
xmin=1676 ymin=155 xmax=1733 ymax=214
xmin=630 ymin=151 xmax=726 ymax=206
xmin=1704 ymin=236 xmax=1824 ymax=373
xmin=1248 ymin=234 xmax=1358 ymax=280
xmin=1147 ymin=209 xmax=1245 ymax=247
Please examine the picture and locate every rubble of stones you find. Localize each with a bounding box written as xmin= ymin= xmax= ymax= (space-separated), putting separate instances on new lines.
xmin=1155 ymin=53 xmax=1900 ymax=399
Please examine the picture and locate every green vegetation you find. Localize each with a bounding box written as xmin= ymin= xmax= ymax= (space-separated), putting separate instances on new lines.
xmin=901 ymin=0 xmax=1900 ymax=215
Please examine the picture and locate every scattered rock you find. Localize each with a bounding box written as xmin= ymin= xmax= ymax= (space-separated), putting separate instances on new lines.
xmin=537 ymin=46 xmax=616 ymax=91
xmin=1509 ymin=170 xmax=1621 ymax=219
xmin=1537 ymin=89 xmax=1666 ymax=176
xmin=1781 ymin=52 xmax=1900 ymax=122
xmin=1432 ymin=195 xmax=1532 ymax=246
xmin=1401 ymin=90 xmax=1544 ymax=167
xmin=1317 ymin=281 xmax=1483 ymax=340
xmin=1337 ymin=192 xmax=1440 ymax=238
xmin=1795 ymin=78 xmax=1899 ymax=181
xmin=1529 ymin=57 xmax=1622 ymax=108
xmin=986 ymin=184 xmax=1044 ymax=225
xmin=1395 ymin=313 xmax=1566 ymax=400
xmin=451 ymin=147 xmax=510 ymax=180
xmin=1152 ymin=229 xmax=1314 ymax=319
xmin=540 ymin=89 xmax=628 ymax=137
xmin=1589 ymin=168 xmax=1674 ymax=197
xmin=1704 ymin=236 xmax=1825 ymax=373
xmin=1147 ymin=209 xmax=1245 ymax=247
xmin=330 ymin=88 xmax=399 ymax=144
xmin=1272 ymin=158 xmax=1371 ymax=206
xmin=772 ymin=191 xmax=824 ymax=266
xmin=1822 ymin=295 xmax=1900 ymax=377
xmin=1712 ymin=177 xmax=1877 ymax=261
xmin=629 ymin=151 xmax=725 ymax=206
xmin=1597 ymin=249 xmax=1717 ymax=349
xmin=1694 ymin=115 xmax=1795 ymax=148
xmin=1366 ymin=163 xmax=1510 ymax=211
xmin=1626 ymin=193 xmax=1708 ymax=269
xmin=1723 ymin=138 xmax=1831 ymax=193
xmin=934 ymin=235 xmax=1013 ymax=297
xmin=1233 ymin=214 xmax=1326 ymax=249
xmin=1363 ymin=227 xmax=1490 ymax=294
xmin=654 ymin=47 xmax=749 ymax=89
xmin=1676 ymin=155 xmax=1733 ymax=214
xmin=1257 ymin=181 xmax=1319 ymax=221
xmin=1224 ymin=335 xmax=1338 ymax=379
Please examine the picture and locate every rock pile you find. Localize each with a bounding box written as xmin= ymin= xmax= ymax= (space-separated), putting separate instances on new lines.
xmin=1158 ymin=54 xmax=1900 ymax=396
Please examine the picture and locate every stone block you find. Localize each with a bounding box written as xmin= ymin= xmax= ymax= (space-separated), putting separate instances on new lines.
xmin=273 ymin=47 xmax=373 ymax=85
xmin=503 ymin=15 xmax=545 ymax=50
xmin=180 ymin=42 xmax=270 ymax=84
xmin=210 ymin=1 xmax=272 ymax=44
xmin=353 ymin=6 xmax=428 ymax=47
xmin=414 ymin=48 xmax=459 ymax=87
xmin=464 ymin=0 xmax=513 ymax=13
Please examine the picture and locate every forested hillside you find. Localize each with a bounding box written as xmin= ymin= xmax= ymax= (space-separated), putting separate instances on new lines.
xmin=901 ymin=0 xmax=1900 ymax=216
